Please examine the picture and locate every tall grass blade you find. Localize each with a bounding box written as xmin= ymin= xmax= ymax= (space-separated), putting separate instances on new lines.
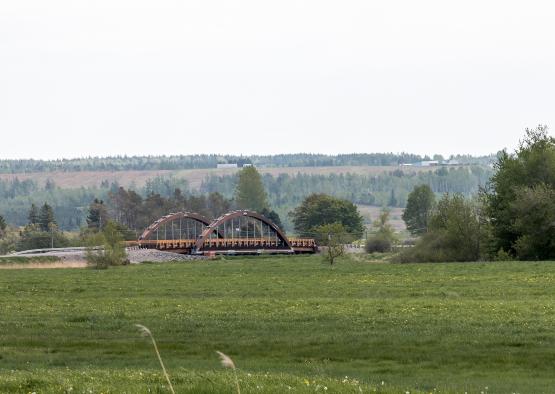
xmin=136 ymin=324 xmax=176 ymax=394
xmin=216 ymin=350 xmax=240 ymax=394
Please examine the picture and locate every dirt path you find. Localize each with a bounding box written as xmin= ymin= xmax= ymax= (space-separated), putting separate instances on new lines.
xmin=0 ymin=261 xmax=88 ymax=269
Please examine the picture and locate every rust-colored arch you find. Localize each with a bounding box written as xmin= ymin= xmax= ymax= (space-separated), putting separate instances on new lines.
xmin=139 ymin=211 xmax=214 ymax=240
xmin=194 ymin=210 xmax=292 ymax=251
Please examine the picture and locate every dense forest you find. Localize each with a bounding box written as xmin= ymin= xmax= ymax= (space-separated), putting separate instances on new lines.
xmin=0 ymin=165 xmax=493 ymax=232
xmin=0 ymin=153 xmax=495 ymax=173
xmin=201 ymin=166 xmax=492 ymax=229
xmin=0 ymin=153 xmax=495 ymax=232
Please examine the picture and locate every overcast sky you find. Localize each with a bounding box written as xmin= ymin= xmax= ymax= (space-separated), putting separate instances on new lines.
xmin=1 ymin=1 xmax=554 ymax=160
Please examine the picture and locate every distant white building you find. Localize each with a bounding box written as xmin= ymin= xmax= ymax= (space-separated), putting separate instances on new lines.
xmin=419 ymin=160 xmax=440 ymax=167
xmin=402 ymin=160 xmax=459 ymax=167
xmin=217 ymin=163 xmax=238 ymax=169
xmin=242 ymin=163 xmax=253 ymax=168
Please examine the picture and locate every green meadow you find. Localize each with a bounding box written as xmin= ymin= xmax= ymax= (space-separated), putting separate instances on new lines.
xmin=0 ymin=256 xmax=554 ymax=393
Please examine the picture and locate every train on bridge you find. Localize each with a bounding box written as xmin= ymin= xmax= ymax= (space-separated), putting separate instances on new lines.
xmin=126 ymin=210 xmax=318 ymax=255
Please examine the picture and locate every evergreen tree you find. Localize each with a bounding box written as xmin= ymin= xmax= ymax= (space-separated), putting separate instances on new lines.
xmin=261 ymin=207 xmax=283 ymax=229
xmin=38 ymin=203 xmax=57 ymax=232
xmin=45 ymin=178 xmax=56 ymax=191
xmin=0 ymin=214 xmax=6 ymax=238
xmin=28 ymin=203 xmax=39 ymax=225
xmin=87 ymin=199 xmax=108 ymax=231
xmin=234 ymin=166 xmax=269 ymax=212
xmin=388 ymin=189 xmax=397 ymax=207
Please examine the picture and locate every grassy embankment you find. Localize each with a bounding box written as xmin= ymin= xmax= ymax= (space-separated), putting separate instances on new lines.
xmin=0 ymin=256 xmax=60 ymax=265
xmin=0 ymin=256 xmax=554 ymax=393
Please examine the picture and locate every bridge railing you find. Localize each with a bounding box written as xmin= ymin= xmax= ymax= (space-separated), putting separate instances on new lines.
xmin=288 ymin=238 xmax=317 ymax=248
xmin=127 ymin=239 xmax=197 ymax=249
xmin=126 ymin=237 xmax=317 ymax=252
xmin=199 ymin=237 xmax=287 ymax=249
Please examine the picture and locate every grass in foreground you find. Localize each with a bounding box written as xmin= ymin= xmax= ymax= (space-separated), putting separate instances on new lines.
xmin=0 ymin=256 xmax=554 ymax=393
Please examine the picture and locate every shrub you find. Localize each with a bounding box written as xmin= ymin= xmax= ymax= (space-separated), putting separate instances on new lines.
xmin=86 ymin=221 xmax=129 ymax=269
xmin=365 ymin=208 xmax=397 ymax=254
xmin=85 ymin=233 xmax=110 ymax=269
xmin=365 ymin=234 xmax=392 ymax=253
xmin=494 ymin=248 xmax=513 ymax=261
xmin=394 ymin=232 xmax=450 ymax=263
xmin=16 ymin=226 xmax=70 ymax=251
xmin=0 ymin=228 xmax=19 ymax=254
xmin=394 ymin=194 xmax=485 ymax=263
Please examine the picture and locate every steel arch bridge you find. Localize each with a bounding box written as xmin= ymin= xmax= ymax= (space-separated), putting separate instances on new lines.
xmin=131 ymin=210 xmax=317 ymax=255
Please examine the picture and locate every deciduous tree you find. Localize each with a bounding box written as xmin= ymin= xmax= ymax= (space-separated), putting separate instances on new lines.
xmin=313 ymin=222 xmax=348 ymax=265
xmin=366 ymin=209 xmax=397 ymax=253
xmin=207 ymin=192 xmax=231 ymax=218
xmin=290 ymin=194 xmax=364 ymax=238
xmin=510 ymin=183 xmax=555 ymax=260
xmin=402 ymin=185 xmax=435 ymax=235
xmin=484 ymin=125 xmax=555 ymax=258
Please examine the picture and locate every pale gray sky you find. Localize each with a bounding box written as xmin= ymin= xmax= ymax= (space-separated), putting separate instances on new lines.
xmin=1 ymin=0 xmax=554 ymax=160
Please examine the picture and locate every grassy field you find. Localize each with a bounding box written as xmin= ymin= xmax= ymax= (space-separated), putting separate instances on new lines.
xmin=0 ymin=165 xmax=435 ymax=190
xmin=0 ymin=256 xmax=554 ymax=393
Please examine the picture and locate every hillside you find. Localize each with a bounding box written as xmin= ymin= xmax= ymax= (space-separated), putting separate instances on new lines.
xmin=0 ymin=165 xmax=440 ymax=190
xmin=0 ymin=153 xmax=494 ymax=174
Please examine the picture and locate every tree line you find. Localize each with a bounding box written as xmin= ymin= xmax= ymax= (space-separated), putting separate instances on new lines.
xmin=202 ymin=166 xmax=492 ymax=207
xmin=201 ymin=166 xmax=492 ymax=229
xmin=0 ymin=165 xmax=493 ymax=232
xmin=0 ymin=166 xmax=285 ymax=253
xmin=0 ymin=153 xmax=495 ymax=174
xmin=2 ymin=126 xmax=554 ymax=263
